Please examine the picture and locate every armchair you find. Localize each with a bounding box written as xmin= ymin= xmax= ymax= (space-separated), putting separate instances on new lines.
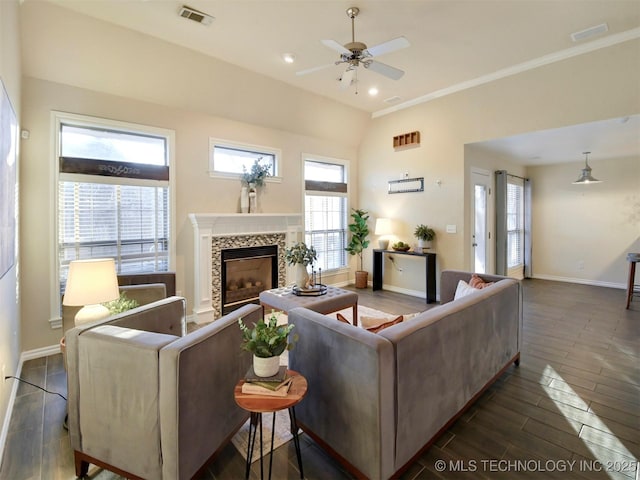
xmin=65 ymin=297 xmax=260 ymax=479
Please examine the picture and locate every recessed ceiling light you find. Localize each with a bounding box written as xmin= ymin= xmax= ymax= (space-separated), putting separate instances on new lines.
xmin=368 ymin=87 xmax=379 ymax=96
xmin=282 ymin=53 xmax=296 ymax=64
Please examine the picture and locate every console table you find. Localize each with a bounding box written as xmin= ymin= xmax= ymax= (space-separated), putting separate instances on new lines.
xmin=372 ymin=249 xmax=437 ymax=303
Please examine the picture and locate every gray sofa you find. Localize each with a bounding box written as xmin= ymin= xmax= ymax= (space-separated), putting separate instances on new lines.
xmin=65 ymin=297 xmax=260 ymax=479
xmin=289 ymin=270 xmax=522 ymax=479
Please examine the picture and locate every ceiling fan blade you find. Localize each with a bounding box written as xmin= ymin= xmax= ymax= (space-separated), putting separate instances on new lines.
xmin=296 ymin=63 xmax=335 ymax=76
xmin=363 ymin=36 xmax=410 ymax=58
xmin=364 ymin=60 xmax=405 ymax=80
xmin=339 ymin=68 xmax=355 ymax=89
xmin=321 ymin=39 xmax=352 ymax=56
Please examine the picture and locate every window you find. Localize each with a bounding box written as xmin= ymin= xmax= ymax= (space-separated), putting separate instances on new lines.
xmin=304 ymin=157 xmax=348 ymax=272
xmin=55 ymin=113 xmax=174 ymax=292
xmin=209 ymin=139 xmax=279 ymax=179
xmin=507 ymin=178 xmax=524 ymax=271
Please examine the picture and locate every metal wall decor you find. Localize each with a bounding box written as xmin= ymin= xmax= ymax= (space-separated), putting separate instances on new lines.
xmin=388 ymin=177 xmax=424 ymax=194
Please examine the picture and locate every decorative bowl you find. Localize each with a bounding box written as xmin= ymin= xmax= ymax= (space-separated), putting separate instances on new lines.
xmin=392 ymin=245 xmax=411 ymax=252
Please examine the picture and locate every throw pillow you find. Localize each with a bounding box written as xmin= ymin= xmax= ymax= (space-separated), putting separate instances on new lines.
xmin=366 ymin=315 xmax=403 ymax=333
xmin=454 ymin=280 xmax=479 ymax=300
xmin=336 ymin=313 xmax=351 ymax=324
xmin=469 ymin=274 xmax=494 ymax=289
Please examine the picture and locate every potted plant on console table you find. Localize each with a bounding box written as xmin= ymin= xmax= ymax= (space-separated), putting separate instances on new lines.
xmin=346 ymin=208 xmax=370 ymax=289
xmin=238 ymin=313 xmax=297 ymax=377
xmin=414 ymin=224 xmax=436 ymax=251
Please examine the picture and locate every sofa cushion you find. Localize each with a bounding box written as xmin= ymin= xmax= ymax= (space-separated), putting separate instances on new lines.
xmin=454 ymin=280 xmax=478 ymax=300
xmin=469 ymin=274 xmax=494 ymax=289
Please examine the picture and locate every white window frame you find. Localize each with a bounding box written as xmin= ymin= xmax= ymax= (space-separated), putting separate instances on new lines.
xmin=302 ymin=153 xmax=350 ymax=275
xmin=506 ymin=177 xmax=524 ymax=278
xmin=208 ymin=137 xmax=282 ymax=183
xmin=49 ymin=111 xmax=176 ymax=329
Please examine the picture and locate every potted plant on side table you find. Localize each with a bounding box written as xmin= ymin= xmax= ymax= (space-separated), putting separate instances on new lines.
xmin=346 ymin=208 xmax=370 ymax=288
xmin=414 ymin=224 xmax=436 ymax=251
xmin=285 ymin=241 xmax=317 ymax=289
xmin=238 ymin=313 xmax=297 ymax=377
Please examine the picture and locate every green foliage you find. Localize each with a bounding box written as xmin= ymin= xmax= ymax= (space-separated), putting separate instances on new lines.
xmin=414 ymin=224 xmax=436 ymax=241
xmin=284 ymin=242 xmax=317 ymax=266
xmin=345 ymin=208 xmax=370 ymax=271
xmin=102 ymin=291 xmax=139 ymax=315
xmin=238 ymin=313 xmax=297 ymax=358
xmin=241 ymin=158 xmax=271 ymax=187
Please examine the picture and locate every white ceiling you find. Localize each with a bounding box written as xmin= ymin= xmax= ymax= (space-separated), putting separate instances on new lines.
xmin=39 ymin=0 xmax=640 ymax=164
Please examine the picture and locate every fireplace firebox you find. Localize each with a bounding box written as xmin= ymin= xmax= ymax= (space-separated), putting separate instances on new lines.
xmin=221 ymin=245 xmax=278 ymax=314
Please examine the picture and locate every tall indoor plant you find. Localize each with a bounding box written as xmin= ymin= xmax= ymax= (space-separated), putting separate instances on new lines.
xmin=238 ymin=313 xmax=296 ymax=377
xmin=345 ymin=208 xmax=370 ymax=288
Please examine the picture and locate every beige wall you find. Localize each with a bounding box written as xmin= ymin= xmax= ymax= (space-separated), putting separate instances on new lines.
xmin=528 ymin=156 xmax=640 ymax=286
xmin=19 ymin=2 xmax=369 ymax=352
xmin=0 ymin=0 xmax=21 ymax=458
xmin=359 ymin=39 xmax=639 ymax=295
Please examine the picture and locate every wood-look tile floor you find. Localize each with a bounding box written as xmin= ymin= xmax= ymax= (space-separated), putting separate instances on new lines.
xmin=1 ymin=279 xmax=638 ymax=479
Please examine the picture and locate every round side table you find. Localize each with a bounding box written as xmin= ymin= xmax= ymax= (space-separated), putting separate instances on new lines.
xmin=234 ymin=369 xmax=307 ymax=480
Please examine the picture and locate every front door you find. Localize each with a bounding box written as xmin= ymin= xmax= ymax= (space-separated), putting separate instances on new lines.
xmin=470 ymin=169 xmax=491 ymax=273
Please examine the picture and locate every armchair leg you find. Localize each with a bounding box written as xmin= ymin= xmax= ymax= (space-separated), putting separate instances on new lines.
xmin=74 ymin=451 xmax=89 ymax=478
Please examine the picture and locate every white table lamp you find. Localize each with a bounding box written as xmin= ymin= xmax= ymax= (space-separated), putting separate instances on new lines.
xmin=374 ymin=218 xmax=392 ymax=250
xmin=63 ymin=258 xmax=120 ymax=326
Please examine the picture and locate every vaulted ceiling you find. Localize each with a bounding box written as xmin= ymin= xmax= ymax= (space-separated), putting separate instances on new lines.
xmin=37 ymin=0 xmax=640 ymax=164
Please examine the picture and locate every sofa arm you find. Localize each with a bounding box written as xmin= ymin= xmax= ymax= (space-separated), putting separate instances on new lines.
xmin=157 ymin=303 xmax=260 ymax=479
xmin=288 ymin=307 xmax=396 ymax=480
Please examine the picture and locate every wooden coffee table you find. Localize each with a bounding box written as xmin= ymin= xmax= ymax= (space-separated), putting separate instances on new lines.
xmin=234 ymin=370 xmax=307 ymax=480
xmin=260 ymin=286 xmax=359 ymax=325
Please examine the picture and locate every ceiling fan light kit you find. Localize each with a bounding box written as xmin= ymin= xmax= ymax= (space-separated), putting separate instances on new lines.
xmin=297 ymin=6 xmax=410 ymax=92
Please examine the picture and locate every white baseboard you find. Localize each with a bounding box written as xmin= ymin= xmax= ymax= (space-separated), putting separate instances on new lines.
xmin=0 ymin=359 xmax=23 ymax=468
xmin=531 ymin=274 xmax=625 ymax=290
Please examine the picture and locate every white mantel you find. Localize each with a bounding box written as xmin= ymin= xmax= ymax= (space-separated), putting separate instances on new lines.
xmin=189 ymin=213 xmax=303 ymax=322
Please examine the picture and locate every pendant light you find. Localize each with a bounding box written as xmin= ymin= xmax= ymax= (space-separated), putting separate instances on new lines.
xmin=572 ymin=151 xmax=602 ymax=184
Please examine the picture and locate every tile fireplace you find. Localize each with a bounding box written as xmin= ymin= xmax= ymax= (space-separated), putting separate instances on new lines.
xmin=189 ymin=213 xmax=303 ymax=322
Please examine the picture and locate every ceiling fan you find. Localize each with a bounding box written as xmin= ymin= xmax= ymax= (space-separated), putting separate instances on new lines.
xmin=296 ymin=7 xmax=410 ymax=90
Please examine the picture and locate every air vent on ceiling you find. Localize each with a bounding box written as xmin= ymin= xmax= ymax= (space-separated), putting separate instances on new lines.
xmin=571 ymin=23 xmax=608 ymax=42
xmin=384 ymin=96 xmax=402 ymax=104
xmin=179 ymin=5 xmax=214 ymax=26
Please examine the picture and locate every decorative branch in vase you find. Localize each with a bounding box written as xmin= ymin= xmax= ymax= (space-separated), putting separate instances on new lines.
xmin=284 ymin=242 xmax=317 ymax=289
xmin=240 ymin=158 xmax=271 ymax=213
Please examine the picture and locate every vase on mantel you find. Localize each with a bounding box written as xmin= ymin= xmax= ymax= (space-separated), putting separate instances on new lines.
xmin=248 ymin=182 xmax=257 ymax=214
xmin=240 ymin=186 xmax=249 ymax=213
xmin=294 ymin=264 xmax=310 ymax=289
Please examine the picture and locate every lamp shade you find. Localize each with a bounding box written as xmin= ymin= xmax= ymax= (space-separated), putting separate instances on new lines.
xmin=374 ymin=218 xmax=392 ymax=236
xmin=63 ymin=258 xmax=120 ymax=306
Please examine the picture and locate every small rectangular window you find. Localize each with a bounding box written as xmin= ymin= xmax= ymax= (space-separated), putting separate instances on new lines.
xmin=210 ymin=139 xmax=279 ymax=178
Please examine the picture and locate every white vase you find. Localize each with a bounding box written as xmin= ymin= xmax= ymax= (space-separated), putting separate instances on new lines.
xmin=240 ymin=186 xmax=249 ymax=213
xmin=253 ymin=355 xmax=280 ymax=377
xmin=418 ymin=239 xmax=432 ymax=251
xmin=248 ymin=183 xmax=257 ymax=214
xmin=294 ymin=264 xmax=310 ymax=289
